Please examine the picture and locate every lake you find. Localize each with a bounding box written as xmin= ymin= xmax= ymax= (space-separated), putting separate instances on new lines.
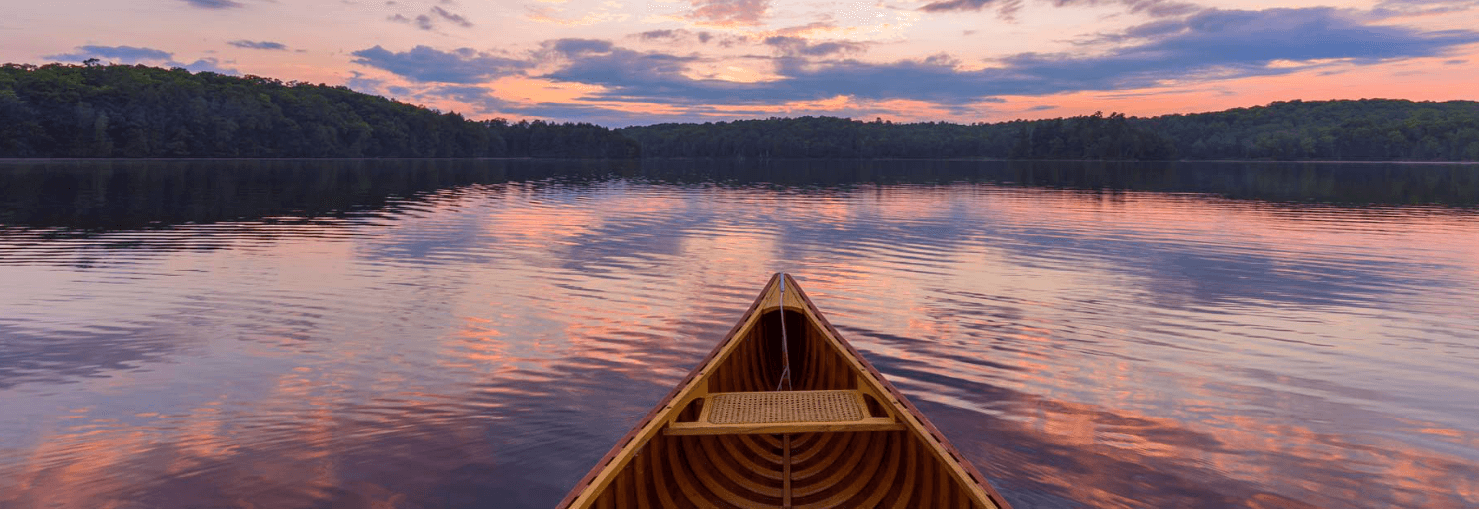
xmin=2 ymin=158 xmax=1477 ymax=508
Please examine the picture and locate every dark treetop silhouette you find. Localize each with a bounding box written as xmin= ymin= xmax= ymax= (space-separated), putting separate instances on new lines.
xmin=3 ymin=63 xmax=1476 ymax=161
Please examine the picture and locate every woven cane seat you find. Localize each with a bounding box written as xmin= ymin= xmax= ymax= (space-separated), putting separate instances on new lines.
xmin=665 ymin=389 xmax=903 ymax=435
xmin=709 ymin=390 xmax=864 ymax=424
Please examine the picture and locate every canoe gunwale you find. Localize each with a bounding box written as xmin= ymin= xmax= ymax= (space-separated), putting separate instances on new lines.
xmin=555 ymin=275 xmax=774 ymax=509
xmin=556 ymin=273 xmax=1011 ymax=509
xmin=789 ymin=277 xmax=1011 ymax=509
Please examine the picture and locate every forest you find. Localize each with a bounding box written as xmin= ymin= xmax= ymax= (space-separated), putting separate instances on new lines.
xmin=2 ymin=62 xmax=1476 ymax=161
xmin=1141 ymin=99 xmax=1479 ymax=161
xmin=620 ymin=113 xmax=1178 ymax=160
xmin=0 ymin=62 xmax=639 ymax=158
xmin=620 ymin=101 xmax=1479 ymax=161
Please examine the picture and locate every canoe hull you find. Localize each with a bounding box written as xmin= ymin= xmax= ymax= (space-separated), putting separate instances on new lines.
xmin=560 ymin=274 xmax=1009 ymax=509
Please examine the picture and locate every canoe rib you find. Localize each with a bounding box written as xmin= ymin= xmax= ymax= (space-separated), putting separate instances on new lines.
xmin=558 ymin=274 xmax=1010 ymax=509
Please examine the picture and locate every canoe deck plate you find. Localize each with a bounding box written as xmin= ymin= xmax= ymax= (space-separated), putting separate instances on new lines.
xmin=709 ymin=390 xmax=864 ymax=424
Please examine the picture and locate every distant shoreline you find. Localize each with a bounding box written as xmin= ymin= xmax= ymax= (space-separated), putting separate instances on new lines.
xmin=5 ymin=64 xmax=1477 ymax=161
xmin=2 ymin=157 xmax=1476 ymax=164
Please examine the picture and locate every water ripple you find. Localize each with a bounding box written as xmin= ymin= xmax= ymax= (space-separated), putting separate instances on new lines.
xmin=2 ymin=159 xmax=1478 ymax=507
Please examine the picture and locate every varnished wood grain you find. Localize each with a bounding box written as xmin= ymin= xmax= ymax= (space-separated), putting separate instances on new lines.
xmin=560 ymin=274 xmax=1006 ymax=509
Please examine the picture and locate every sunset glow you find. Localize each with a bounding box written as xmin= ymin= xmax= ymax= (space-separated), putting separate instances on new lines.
xmin=5 ymin=0 xmax=1476 ymax=125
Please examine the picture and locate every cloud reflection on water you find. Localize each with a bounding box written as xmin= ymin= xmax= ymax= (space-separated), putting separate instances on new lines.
xmin=1 ymin=159 xmax=1477 ymax=507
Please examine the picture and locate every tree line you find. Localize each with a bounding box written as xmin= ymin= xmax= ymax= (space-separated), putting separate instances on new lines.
xmin=0 ymin=62 xmax=639 ymax=158
xmin=618 ymin=112 xmax=1178 ymax=160
xmin=619 ymin=101 xmax=1478 ymax=161
xmin=3 ymin=62 xmax=1476 ymax=161
xmin=1141 ymin=99 xmax=1479 ymax=161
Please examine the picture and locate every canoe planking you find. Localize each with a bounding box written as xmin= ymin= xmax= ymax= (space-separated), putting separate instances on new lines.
xmin=559 ymin=273 xmax=1010 ymax=508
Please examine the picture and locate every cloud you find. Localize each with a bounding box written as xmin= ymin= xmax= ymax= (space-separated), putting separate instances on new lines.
xmin=332 ymin=5 xmax=1479 ymax=126
xmin=763 ymin=36 xmax=867 ymax=57
xmin=918 ymin=0 xmax=1024 ymax=20
xmin=504 ymin=102 xmax=647 ymax=124
xmin=1046 ymin=7 xmax=1479 ymax=76
xmin=350 ymin=45 xmax=528 ymax=83
xmin=637 ymin=29 xmax=680 ymax=41
xmin=1093 ymin=86 xmax=1225 ymax=99
xmin=919 ymin=6 xmax=1479 ymax=97
xmin=228 ymin=40 xmax=287 ymax=50
xmin=920 ymin=0 xmax=1196 ymax=20
xmin=427 ymin=84 xmax=508 ymax=112
xmin=764 ymin=56 xmax=990 ymax=103
xmin=528 ymin=7 xmax=1479 ymax=107
xmin=389 ymin=6 xmax=473 ymax=30
xmin=180 ymin=0 xmax=242 ymax=8
xmin=345 ymin=71 xmax=383 ymax=94
xmin=687 ymin=0 xmax=770 ymax=26
xmin=430 ymin=6 xmax=473 ymax=26
xmin=1371 ymin=0 xmax=1479 ymax=16
xmin=413 ymin=85 xmax=649 ymax=123
xmin=918 ymin=0 xmax=991 ymax=12
xmin=46 ymin=44 xmax=238 ymax=74
xmin=414 ymin=77 xmax=1004 ymax=126
xmin=772 ymin=21 xmax=836 ymax=37
xmin=635 ymin=29 xmax=716 ymax=45
xmin=168 ymin=57 xmax=239 ymax=75
xmin=388 ymin=13 xmax=433 ymax=29
xmin=1026 ymin=105 xmax=1057 ymax=111
xmin=541 ymin=47 xmax=975 ymax=105
xmin=46 ymin=45 xmax=173 ymax=63
xmin=541 ymin=40 xmax=711 ymax=94
xmin=550 ymin=38 xmax=615 ymax=55
xmin=1048 ymin=0 xmax=1201 ymax=17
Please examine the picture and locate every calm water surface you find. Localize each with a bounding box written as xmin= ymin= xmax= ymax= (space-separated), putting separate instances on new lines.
xmin=2 ymin=159 xmax=1477 ymax=508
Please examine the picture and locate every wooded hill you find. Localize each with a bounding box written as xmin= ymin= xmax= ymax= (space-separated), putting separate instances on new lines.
xmin=620 ymin=100 xmax=1479 ymax=161
xmin=1142 ymin=99 xmax=1479 ymax=161
xmin=620 ymin=113 xmax=1179 ymax=160
xmin=2 ymin=62 xmax=1476 ymax=161
xmin=0 ymin=63 xmax=639 ymax=158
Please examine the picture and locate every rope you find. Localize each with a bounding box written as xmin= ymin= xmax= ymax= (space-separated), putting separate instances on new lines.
xmin=776 ymin=274 xmax=793 ymax=391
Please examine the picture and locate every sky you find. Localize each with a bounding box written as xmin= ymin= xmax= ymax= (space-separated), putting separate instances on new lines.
xmin=4 ymin=0 xmax=1478 ymax=126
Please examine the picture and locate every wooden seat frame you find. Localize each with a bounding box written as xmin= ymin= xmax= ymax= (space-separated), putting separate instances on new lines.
xmin=558 ymin=274 xmax=1010 ymax=509
xmin=666 ymin=389 xmax=907 ymax=435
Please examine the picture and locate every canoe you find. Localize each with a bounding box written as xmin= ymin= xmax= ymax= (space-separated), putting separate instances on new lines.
xmin=559 ymin=273 xmax=1010 ymax=509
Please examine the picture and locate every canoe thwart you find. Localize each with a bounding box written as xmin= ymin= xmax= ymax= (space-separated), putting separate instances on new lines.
xmin=664 ymin=390 xmax=905 ymax=435
xmin=559 ymin=274 xmax=1009 ymax=508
